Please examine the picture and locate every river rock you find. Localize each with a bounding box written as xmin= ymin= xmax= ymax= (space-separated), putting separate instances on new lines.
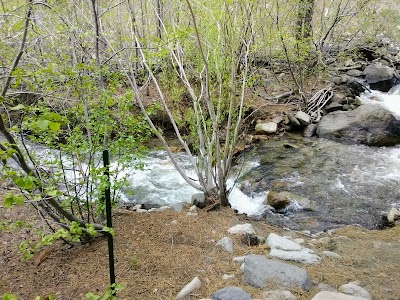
xmin=287 ymin=113 xmax=301 ymax=127
xmin=317 ymin=104 xmax=400 ymax=146
xmin=211 ymin=286 xmax=253 ymax=300
xmin=242 ymin=255 xmax=312 ymax=290
xmin=387 ymin=207 xmax=400 ymax=223
xmin=191 ymin=193 xmax=206 ymax=208
xmin=265 ymin=191 xmax=291 ymax=210
xmin=363 ymin=64 xmax=398 ymax=92
xmin=255 ymin=122 xmax=278 ymax=134
xmin=228 ymin=223 xmax=256 ymax=235
xmin=216 ymin=237 xmax=234 ymax=252
xmin=176 ymin=276 xmax=202 ymax=299
xmin=304 ymin=124 xmax=318 ymax=137
xmin=346 ymin=69 xmax=363 ymax=77
xmin=279 ymin=191 xmax=316 ymax=211
xmin=262 ymin=290 xmax=297 ymax=300
xmin=311 ymin=291 xmax=368 ymax=300
xmin=267 ymin=233 xmax=321 ymax=264
xmin=326 ymin=102 xmax=344 ymax=113
xmin=295 ymin=111 xmax=311 ymax=126
xmin=339 ymin=282 xmax=372 ymax=299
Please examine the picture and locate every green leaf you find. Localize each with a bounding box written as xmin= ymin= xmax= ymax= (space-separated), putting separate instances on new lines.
xmin=102 ymin=227 xmax=115 ymax=237
xmin=36 ymin=119 xmax=50 ymax=131
xmin=45 ymin=188 xmax=62 ymax=197
xmin=2 ymin=294 xmax=19 ymax=300
xmin=4 ymin=193 xmax=25 ymax=208
xmin=10 ymin=104 xmax=25 ymax=111
xmin=14 ymin=176 xmax=36 ymax=190
xmin=48 ymin=121 xmax=61 ymax=132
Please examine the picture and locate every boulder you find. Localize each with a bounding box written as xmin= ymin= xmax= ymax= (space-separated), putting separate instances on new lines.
xmin=363 ymin=64 xmax=398 ymax=92
xmin=326 ymin=102 xmax=344 ymax=113
xmin=317 ymin=104 xmax=400 ymax=146
xmin=255 ymin=122 xmax=278 ymax=134
xmin=191 ymin=193 xmax=206 ymax=209
xmin=346 ymin=69 xmax=363 ymax=77
xmin=267 ymin=233 xmax=321 ymax=264
xmin=265 ymin=191 xmax=291 ymax=210
xmin=311 ymin=291 xmax=368 ymax=300
xmin=287 ymin=113 xmax=301 ymax=127
xmin=387 ymin=207 xmax=400 ymax=223
xmin=304 ymin=124 xmax=318 ymax=138
xmin=339 ymin=282 xmax=372 ymax=300
xmin=278 ymin=191 xmax=316 ymax=211
xmin=216 ymin=237 xmax=234 ymax=252
xmin=242 ymin=255 xmax=312 ymax=290
xmin=211 ymin=286 xmax=253 ymax=300
xmin=295 ymin=111 xmax=311 ymax=126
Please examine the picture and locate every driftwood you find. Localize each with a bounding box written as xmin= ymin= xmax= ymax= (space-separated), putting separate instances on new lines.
xmin=306 ymin=87 xmax=333 ymax=122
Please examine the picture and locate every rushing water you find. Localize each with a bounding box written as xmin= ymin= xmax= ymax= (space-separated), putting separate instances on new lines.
xmin=12 ymin=86 xmax=400 ymax=231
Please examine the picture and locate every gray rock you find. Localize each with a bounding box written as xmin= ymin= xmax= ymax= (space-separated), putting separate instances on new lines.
xmin=331 ymin=92 xmax=349 ymax=104
xmin=211 ymin=286 xmax=253 ymax=300
xmin=311 ymin=291 xmax=368 ymax=300
xmin=222 ymin=274 xmax=236 ymax=280
xmin=256 ymin=122 xmax=278 ymax=134
xmin=269 ymin=248 xmax=321 ymax=264
xmin=326 ymin=102 xmax=344 ymax=113
xmin=273 ymin=116 xmax=284 ymax=124
xmin=339 ymin=282 xmax=372 ymax=300
xmin=262 ymin=290 xmax=297 ymax=300
xmin=267 ymin=233 xmax=302 ymax=251
xmin=317 ymin=104 xmax=400 ymax=146
xmin=346 ymin=69 xmax=363 ymax=77
xmin=295 ymin=111 xmax=311 ymax=126
xmin=278 ymin=192 xmax=316 ymax=211
xmin=267 ymin=233 xmax=321 ymax=264
xmin=287 ymin=113 xmax=301 ymax=127
xmin=265 ymin=191 xmax=291 ymax=210
xmin=228 ymin=223 xmax=256 ymax=235
xmin=233 ymin=256 xmax=246 ymax=264
xmin=176 ymin=276 xmax=202 ymax=299
xmin=191 ymin=193 xmax=206 ymax=209
xmin=317 ymin=283 xmax=338 ymax=292
xmin=171 ymin=202 xmax=185 ymax=212
xmin=303 ymin=124 xmax=318 ymax=137
xmin=242 ymin=255 xmax=312 ymax=290
xmin=216 ymin=237 xmax=234 ymax=252
xmin=387 ymin=207 xmax=400 ymax=223
xmin=363 ymin=64 xmax=398 ymax=92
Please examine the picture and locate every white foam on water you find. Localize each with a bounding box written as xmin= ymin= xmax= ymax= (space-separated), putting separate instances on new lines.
xmin=360 ymin=84 xmax=400 ymax=118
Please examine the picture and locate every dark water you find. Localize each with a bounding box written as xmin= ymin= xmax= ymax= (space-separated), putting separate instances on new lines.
xmin=237 ymin=135 xmax=400 ymax=231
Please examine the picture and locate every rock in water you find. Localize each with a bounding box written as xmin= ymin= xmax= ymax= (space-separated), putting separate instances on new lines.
xmin=255 ymin=122 xmax=278 ymax=134
xmin=211 ymin=286 xmax=253 ymax=300
xmin=317 ymin=104 xmax=400 ymax=146
xmin=176 ymin=277 xmax=202 ymax=300
xmin=363 ymin=64 xmax=398 ymax=92
xmin=265 ymin=191 xmax=291 ymax=210
xmin=242 ymin=255 xmax=312 ymax=290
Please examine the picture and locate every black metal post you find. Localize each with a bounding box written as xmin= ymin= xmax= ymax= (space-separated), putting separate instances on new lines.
xmin=103 ymin=149 xmax=116 ymax=290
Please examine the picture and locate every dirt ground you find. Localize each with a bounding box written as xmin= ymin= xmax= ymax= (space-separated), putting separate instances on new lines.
xmin=1 ymin=191 xmax=400 ymax=300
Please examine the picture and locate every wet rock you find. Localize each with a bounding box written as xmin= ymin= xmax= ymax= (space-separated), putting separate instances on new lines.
xmin=216 ymin=237 xmax=234 ymax=252
xmin=255 ymin=122 xmax=278 ymax=134
xmin=387 ymin=207 xmax=400 ymax=223
xmin=339 ymin=282 xmax=372 ymax=300
xmin=191 ymin=192 xmax=206 ymax=209
xmin=346 ymin=79 xmax=365 ymax=96
xmin=287 ymin=113 xmax=301 ymax=127
xmin=326 ymin=102 xmax=344 ymax=113
xmin=262 ymin=290 xmax=297 ymax=300
xmin=228 ymin=223 xmax=256 ymax=235
xmin=295 ymin=111 xmax=311 ymax=126
xmin=242 ymin=254 xmax=312 ymax=290
xmin=363 ymin=64 xmax=398 ymax=92
xmin=279 ymin=191 xmax=316 ymax=211
xmin=317 ymin=104 xmax=400 ymax=146
xmin=311 ymin=291 xmax=368 ymax=300
xmin=211 ymin=286 xmax=253 ymax=300
xmin=265 ymin=191 xmax=290 ymax=210
xmin=304 ymin=124 xmax=317 ymax=137
xmin=176 ymin=276 xmax=202 ymax=299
